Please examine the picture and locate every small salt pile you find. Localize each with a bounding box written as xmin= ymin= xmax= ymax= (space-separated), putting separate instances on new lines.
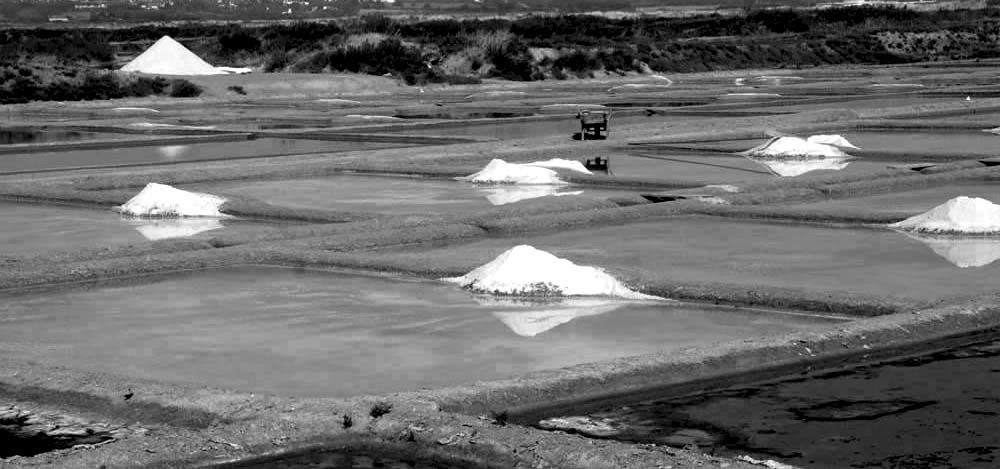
xmin=442 ymin=245 xmax=658 ymax=299
xmin=118 ymin=183 xmax=228 ymax=217
xmin=457 ymin=159 xmax=568 ymax=185
xmin=890 ymin=196 xmax=1000 ymax=234
xmin=806 ymin=134 xmax=860 ymax=150
xmin=524 ymin=158 xmax=592 ymax=175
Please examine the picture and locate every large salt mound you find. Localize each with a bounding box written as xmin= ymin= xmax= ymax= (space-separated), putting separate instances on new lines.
xmin=121 ymin=36 xmax=226 ymax=76
xmin=442 ymin=245 xmax=659 ymax=299
xmin=118 ymin=183 xmax=228 ymax=217
xmin=890 ymin=196 xmax=1000 ymax=234
xmin=899 ymin=231 xmax=1000 ymax=268
xmin=525 ymin=158 xmax=592 ymax=175
xmin=457 ymin=159 xmax=568 ymax=185
xmin=744 ymin=136 xmax=851 ymax=158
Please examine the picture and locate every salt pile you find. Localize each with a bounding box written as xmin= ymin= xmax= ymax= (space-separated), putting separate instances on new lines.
xmin=442 ymin=245 xmax=659 ymax=299
xmin=743 ymin=135 xmax=856 ymax=158
xmin=457 ymin=159 xmax=568 ymax=185
xmin=890 ymin=196 xmax=1000 ymax=234
xmin=524 ymin=158 xmax=592 ymax=175
xmin=985 ymin=127 xmax=1000 ymax=135
xmin=477 ymin=185 xmax=583 ymax=205
xmin=121 ymin=36 xmax=227 ymax=76
xmin=118 ymin=183 xmax=229 ymax=217
xmin=132 ymin=218 xmax=224 ymax=241
xmin=899 ymin=231 xmax=1000 ymax=268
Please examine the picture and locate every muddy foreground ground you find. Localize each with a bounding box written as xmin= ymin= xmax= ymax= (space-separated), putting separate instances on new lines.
xmin=2 ymin=65 xmax=1000 ymax=468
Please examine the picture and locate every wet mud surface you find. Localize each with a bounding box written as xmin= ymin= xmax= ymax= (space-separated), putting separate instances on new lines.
xmin=533 ymin=337 xmax=1000 ymax=469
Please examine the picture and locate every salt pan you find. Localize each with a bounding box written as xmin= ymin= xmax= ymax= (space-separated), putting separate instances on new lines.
xmin=118 ymin=183 xmax=229 ymax=218
xmin=442 ymin=245 xmax=659 ymax=299
xmin=890 ymin=196 xmax=1000 ymax=234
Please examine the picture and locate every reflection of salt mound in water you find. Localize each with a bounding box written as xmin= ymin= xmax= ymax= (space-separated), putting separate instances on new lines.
xmin=156 ymin=145 xmax=188 ymax=159
xmin=477 ymin=296 xmax=623 ymax=336
xmin=744 ymin=136 xmax=855 ymax=158
xmin=118 ymin=183 xmax=228 ymax=217
xmin=131 ymin=218 xmax=224 ymax=240
xmin=478 ymin=185 xmax=583 ymax=205
xmin=898 ymin=231 xmax=1000 ymax=268
xmin=524 ymin=158 xmax=592 ymax=174
xmin=753 ymin=156 xmax=854 ymax=177
xmin=112 ymin=107 xmax=159 ymax=113
xmin=465 ymin=91 xmax=526 ymax=99
xmin=607 ymin=84 xmax=672 ymax=92
xmin=890 ymin=196 xmax=1000 ymax=234
xmin=457 ymin=159 xmax=568 ymax=185
xmin=442 ymin=245 xmax=659 ymax=299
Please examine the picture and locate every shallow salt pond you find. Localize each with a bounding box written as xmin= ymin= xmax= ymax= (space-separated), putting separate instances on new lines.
xmin=0 ymin=266 xmax=841 ymax=397
xmin=0 ymin=201 xmax=267 ymax=255
xmin=527 ymin=336 xmax=1000 ymax=469
xmin=0 ymin=129 xmax=117 ymax=145
xmin=192 ymin=175 xmax=638 ymax=214
xmin=386 ymin=216 xmax=1000 ymax=301
xmin=781 ymin=183 xmax=1000 ymax=214
xmin=0 ymin=138 xmax=407 ymax=174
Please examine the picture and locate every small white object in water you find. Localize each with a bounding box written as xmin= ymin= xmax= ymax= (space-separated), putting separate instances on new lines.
xmin=890 ymin=196 xmax=1000 ymax=234
xmin=441 ymin=244 xmax=659 ymax=299
xmin=118 ymin=182 xmax=229 ymax=217
xmin=457 ymin=159 xmax=568 ymax=185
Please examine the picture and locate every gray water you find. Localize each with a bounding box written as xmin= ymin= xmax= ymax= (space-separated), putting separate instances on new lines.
xmin=0 ymin=266 xmax=841 ymax=397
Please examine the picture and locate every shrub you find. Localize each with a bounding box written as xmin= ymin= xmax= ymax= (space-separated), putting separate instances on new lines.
xmin=168 ymin=79 xmax=203 ymax=98
xmin=227 ymin=85 xmax=247 ymax=95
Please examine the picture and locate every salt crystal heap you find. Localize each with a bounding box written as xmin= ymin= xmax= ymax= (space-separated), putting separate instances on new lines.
xmin=442 ymin=245 xmax=658 ymax=299
xmin=458 ymin=158 xmax=592 ymax=185
xmin=118 ymin=183 xmax=228 ymax=218
xmin=743 ymin=134 xmax=859 ymax=177
xmin=890 ymin=196 xmax=1000 ymax=234
xmin=121 ymin=36 xmax=226 ymax=76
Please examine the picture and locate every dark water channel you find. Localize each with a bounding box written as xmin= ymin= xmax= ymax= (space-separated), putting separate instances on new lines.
xmin=531 ymin=336 xmax=1000 ymax=468
xmin=0 ymin=129 xmax=102 ymax=145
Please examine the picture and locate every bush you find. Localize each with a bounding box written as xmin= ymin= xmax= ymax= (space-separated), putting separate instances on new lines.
xmin=168 ymin=79 xmax=203 ymax=98
xmin=123 ymin=76 xmax=168 ymax=97
xmin=227 ymin=85 xmax=247 ymax=95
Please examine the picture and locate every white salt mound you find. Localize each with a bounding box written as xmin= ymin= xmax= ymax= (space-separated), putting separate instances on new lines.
xmin=442 ymin=245 xmax=659 ymax=299
xmin=457 ymin=159 xmax=567 ymax=185
xmin=985 ymin=127 xmax=1000 ymax=135
xmin=745 ymin=136 xmax=851 ymax=158
xmin=806 ymin=134 xmax=860 ymax=150
xmin=118 ymin=183 xmax=228 ymax=217
xmin=121 ymin=36 xmax=226 ymax=76
xmin=890 ymin=196 xmax=1000 ymax=234
xmin=525 ymin=158 xmax=592 ymax=175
